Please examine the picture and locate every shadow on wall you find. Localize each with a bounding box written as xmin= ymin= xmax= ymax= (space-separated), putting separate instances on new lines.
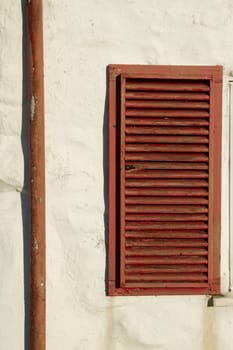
xmin=103 ymin=67 xmax=109 ymax=295
xmin=21 ymin=1 xmax=30 ymax=349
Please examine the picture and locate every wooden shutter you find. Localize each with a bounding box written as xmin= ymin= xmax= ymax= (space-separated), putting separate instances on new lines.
xmin=108 ymin=65 xmax=222 ymax=296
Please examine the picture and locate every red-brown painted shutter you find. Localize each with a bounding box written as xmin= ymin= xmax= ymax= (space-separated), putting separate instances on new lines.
xmin=108 ymin=65 xmax=222 ymax=296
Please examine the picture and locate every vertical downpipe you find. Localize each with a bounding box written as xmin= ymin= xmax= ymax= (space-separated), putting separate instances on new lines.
xmin=28 ymin=1 xmax=46 ymax=349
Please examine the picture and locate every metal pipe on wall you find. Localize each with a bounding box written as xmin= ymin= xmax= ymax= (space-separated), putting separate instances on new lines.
xmin=28 ymin=1 xmax=46 ymax=349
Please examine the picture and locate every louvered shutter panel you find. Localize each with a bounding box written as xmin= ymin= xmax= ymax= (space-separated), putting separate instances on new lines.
xmin=108 ymin=65 xmax=222 ymax=296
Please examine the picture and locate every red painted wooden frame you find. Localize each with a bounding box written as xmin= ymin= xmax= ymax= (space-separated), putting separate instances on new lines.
xmin=108 ymin=65 xmax=222 ymax=296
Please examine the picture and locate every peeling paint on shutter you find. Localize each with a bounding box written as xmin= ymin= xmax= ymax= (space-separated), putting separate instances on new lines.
xmin=108 ymin=65 xmax=222 ymax=296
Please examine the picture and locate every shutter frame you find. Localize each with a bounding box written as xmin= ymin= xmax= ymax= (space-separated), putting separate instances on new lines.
xmin=108 ymin=65 xmax=222 ymax=296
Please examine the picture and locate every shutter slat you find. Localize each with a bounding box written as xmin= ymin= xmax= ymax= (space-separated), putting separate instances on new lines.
xmin=125 ymin=153 xmax=208 ymax=162
xmin=126 ymin=109 xmax=209 ymax=117
xmin=126 ymin=265 xmax=208 ymax=272
xmin=126 ymin=170 xmax=208 ymax=179
xmin=125 ymin=273 xmax=208 ymax=282
xmin=126 ymin=118 xmax=209 ymax=127
xmin=126 ymin=222 xmax=208 ymax=230
xmin=125 ymin=91 xmax=209 ymax=100
xmin=126 ymin=247 xmax=208 ymax=256
xmin=126 ymin=144 xmax=208 ymax=152
xmin=126 ymin=188 xmax=208 ymax=196
xmin=126 ymin=196 xmax=208 ymax=204
xmin=126 ymin=214 xmax=208 ymax=221
xmin=126 ymin=100 xmax=209 ymax=109
xmin=125 ymin=231 xmax=208 ymax=239
xmin=125 ymin=162 xmax=208 ymax=170
xmin=126 ymin=239 xmax=208 ymax=247
xmin=126 ymin=282 xmax=209 ymax=288
xmin=126 ymin=205 xmax=208 ymax=214
xmin=126 ymin=256 xmax=208 ymax=265
xmin=126 ymin=81 xmax=210 ymax=92
xmin=126 ymin=135 xmax=209 ymax=143
xmin=126 ymin=126 xmax=209 ymax=135
xmin=126 ymin=179 xmax=208 ymax=187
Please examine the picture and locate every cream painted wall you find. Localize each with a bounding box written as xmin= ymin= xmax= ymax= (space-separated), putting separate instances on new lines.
xmin=1 ymin=1 xmax=233 ymax=349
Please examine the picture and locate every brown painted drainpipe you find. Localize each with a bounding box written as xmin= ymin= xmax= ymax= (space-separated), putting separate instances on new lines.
xmin=28 ymin=1 xmax=46 ymax=349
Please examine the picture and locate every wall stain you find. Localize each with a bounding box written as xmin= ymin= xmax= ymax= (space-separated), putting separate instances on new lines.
xmin=203 ymin=297 xmax=217 ymax=350
xmin=105 ymin=298 xmax=115 ymax=350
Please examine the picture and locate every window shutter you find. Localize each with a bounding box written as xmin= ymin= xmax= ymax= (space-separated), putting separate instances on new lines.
xmin=108 ymin=65 xmax=222 ymax=296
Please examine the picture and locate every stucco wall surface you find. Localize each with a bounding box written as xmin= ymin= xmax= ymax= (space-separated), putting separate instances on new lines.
xmin=1 ymin=1 xmax=233 ymax=349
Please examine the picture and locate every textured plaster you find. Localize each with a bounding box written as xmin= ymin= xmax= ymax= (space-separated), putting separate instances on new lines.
xmin=1 ymin=0 xmax=233 ymax=349
xmin=0 ymin=2 xmax=24 ymax=350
